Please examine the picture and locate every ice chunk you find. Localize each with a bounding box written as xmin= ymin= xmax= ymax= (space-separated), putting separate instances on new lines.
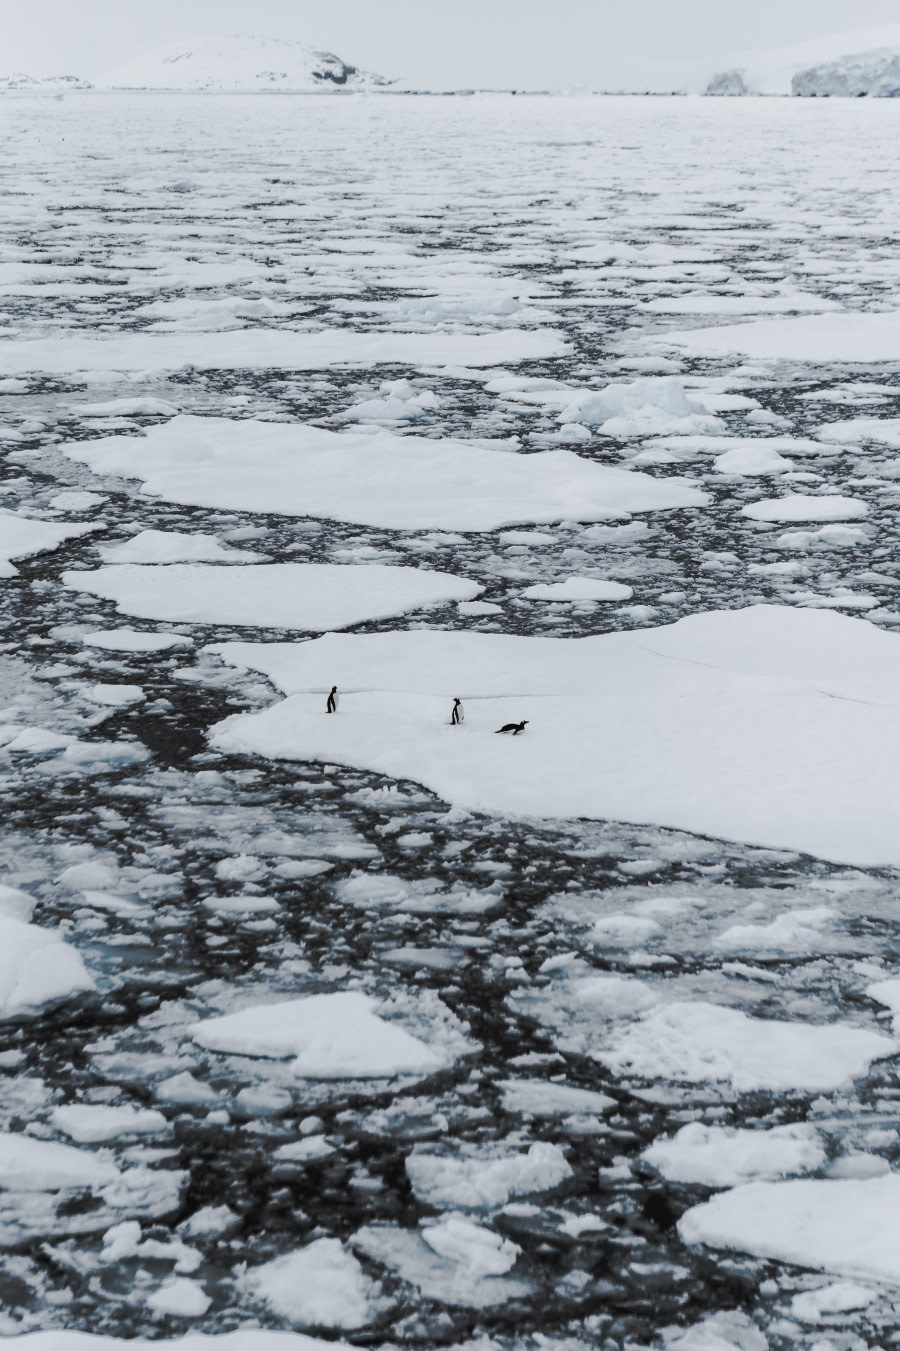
xmin=498 ymin=1079 xmax=616 ymax=1116
xmin=680 ymin=1174 xmax=900 ymax=1286
xmin=558 ymin=377 xmax=723 ymax=438
xmin=145 ymin=1278 xmax=211 ymax=1317
xmin=601 ymin=1002 xmax=893 ymax=1092
xmin=82 ymin=628 xmax=193 ymax=652
xmin=406 ymin=1141 xmax=572 ymax=1209
xmin=0 ymin=915 xmax=95 ymax=1019
xmin=520 ymin=578 xmax=633 ymax=602
xmin=0 ymin=509 xmax=95 ymax=579
xmin=643 ymin=1122 xmax=825 ymax=1186
xmin=239 ymin=1237 xmax=381 ymax=1329
xmin=53 ymin=1104 xmax=168 ymax=1143
xmin=98 ymin=528 xmax=262 ymax=564
xmin=190 ymin=991 xmax=456 ymax=1078
xmin=742 ymin=494 xmax=867 ymax=523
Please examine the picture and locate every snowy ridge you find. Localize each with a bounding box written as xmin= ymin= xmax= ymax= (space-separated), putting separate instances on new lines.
xmin=94 ymin=35 xmax=392 ymax=92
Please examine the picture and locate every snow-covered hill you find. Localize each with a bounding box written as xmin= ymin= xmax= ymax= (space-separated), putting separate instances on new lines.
xmin=703 ymin=22 xmax=900 ymax=96
xmin=94 ymin=35 xmax=392 ymax=92
xmin=792 ymin=49 xmax=900 ymax=97
xmin=0 ymin=73 xmax=92 ymax=93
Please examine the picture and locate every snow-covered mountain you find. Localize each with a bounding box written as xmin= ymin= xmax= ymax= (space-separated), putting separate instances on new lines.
xmin=703 ymin=22 xmax=900 ymax=96
xmin=94 ymin=35 xmax=392 ymax=92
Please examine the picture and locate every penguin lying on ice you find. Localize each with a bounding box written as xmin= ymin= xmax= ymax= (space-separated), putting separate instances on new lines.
xmin=495 ymin=720 xmax=528 ymax=735
xmin=326 ymin=686 xmax=339 ymax=714
xmin=451 ymin=697 xmax=464 ymax=725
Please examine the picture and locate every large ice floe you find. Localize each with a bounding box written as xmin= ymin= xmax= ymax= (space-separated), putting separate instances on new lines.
xmin=679 ymin=1175 xmax=900 ymax=1286
xmin=0 ymin=510 xmax=96 ymax=578
xmin=62 ymin=563 xmax=482 ymax=630
xmin=654 ymin=310 xmax=900 ymax=363
xmin=210 ymin=605 xmax=900 ymax=863
xmin=63 ymin=415 xmax=707 ymax=531
xmin=0 ymin=1338 xmax=345 ymax=1350
xmin=0 ymin=328 xmax=567 ymax=375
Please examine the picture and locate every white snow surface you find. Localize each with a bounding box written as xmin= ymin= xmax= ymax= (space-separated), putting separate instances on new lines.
xmin=210 ymin=605 xmax=900 ymax=864
xmin=190 ymin=991 xmax=460 ymax=1078
xmin=679 ymin=1175 xmax=900 ymax=1286
xmin=95 ymin=35 xmax=392 ymax=92
xmin=0 ymin=510 xmax=95 ymax=578
xmin=643 ymin=1122 xmax=826 ymax=1186
xmin=0 ymin=329 xmax=566 ymax=376
xmin=62 ymin=563 xmax=482 ymax=631
xmin=63 ymin=415 xmax=706 ymax=531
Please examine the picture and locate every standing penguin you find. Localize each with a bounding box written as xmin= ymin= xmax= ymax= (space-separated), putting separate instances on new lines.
xmin=326 ymin=685 xmax=339 ymax=714
xmin=451 ymin=697 xmax=464 ymax=726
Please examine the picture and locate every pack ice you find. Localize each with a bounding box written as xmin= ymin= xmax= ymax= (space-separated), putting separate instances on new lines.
xmin=64 ymin=415 xmax=707 ymax=531
xmin=210 ymin=605 xmax=900 ymax=864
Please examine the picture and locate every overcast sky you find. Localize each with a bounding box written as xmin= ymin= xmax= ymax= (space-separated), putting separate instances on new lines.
xmin=8 ymin=0 xmax=900 ymax=86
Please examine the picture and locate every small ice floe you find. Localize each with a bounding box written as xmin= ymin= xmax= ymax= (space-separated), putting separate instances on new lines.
xmin=63 ymin=414 xmax=707 ymax=531
xmin=0 ymin=509 xmax=96 ymax=578
xmin=601 ymin=1002 xmax=893 ymax=1093
xmin=52 ymin=1103 xmax=168 ymax=1143
xmin=498 ymin=1078 xmax=615 ymax=1117
xmin=82 ymin=627 xmax=193 ymax=652
xmin=742 ymin=493 xmax=867 ymax=522
xmin=342 ymin=378 xmax=441 ymax=424
xmin=70 ymin=396 xmax=179 ymax=417
xmin=63 ymin=562 xmax=483 ymax=630
xmin=557 ymin=377 xmax=724 ymax=438
xmin=643 ymin=1122 xmax=825 ymax=1186
xmin=355 ymin=1213 xmax=526 ymax=1308
xmin=85 ymin=683 xmax=145 ymax=707
xmin=664 ymin=1310 xmax=767 ymax=1351
xmin=713 ymin=444 xmax=795 ymax=475
xmin=791 ymin=1281 xmax=876 ymax=1322
xmin=0 ymin=1131 xmax=184 ymax=1245
xmin=520 ymin=578 xmax=633 ymax=602
xmin=48 ymin=490 xmax=107 ymax=511
xmin=713 ymin=906 xmax=837 ymax=954
xmin=145 ymin=1277 xmax=211 ymax=1318
xmin=406 ymin=1140 xmax=571 ymax=1209
xmin=679 ymin=1173 xmax=900 ymax=1286
xmin=0 ymin=887 xmax=94 ymax=1019
xmin=190 ymin=990 xmax=468 ymax=1079
xmin=98 ymin=528 xmax=263 ymax=564
xmin=238 ymin=1236 xmax=385 ymax=1329
xmin=817 ymin=415 xmax=900 ymax=446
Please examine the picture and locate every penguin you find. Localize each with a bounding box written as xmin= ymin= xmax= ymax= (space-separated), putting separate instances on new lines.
xmin=495 ymin=720 xmax=529 ymax=735
xmin=451 ymin=697 xmax=464 ymax=726
xmin=326 ymin=685 xmax=339 ymax=714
